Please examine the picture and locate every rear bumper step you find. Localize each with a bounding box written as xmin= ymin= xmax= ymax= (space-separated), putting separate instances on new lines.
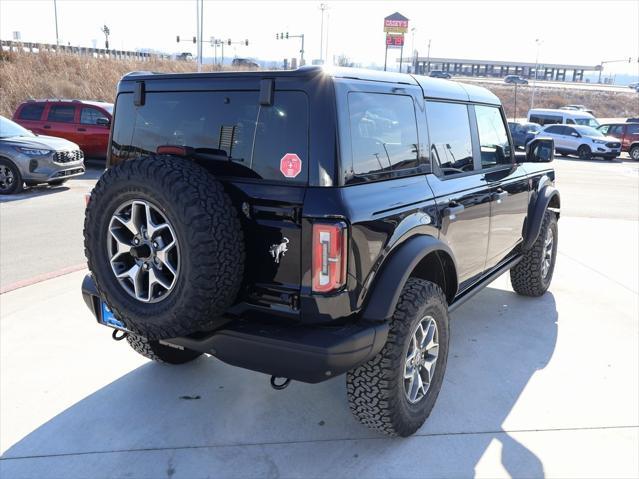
xmin=81 ymin=274 xmax=388 ymax=383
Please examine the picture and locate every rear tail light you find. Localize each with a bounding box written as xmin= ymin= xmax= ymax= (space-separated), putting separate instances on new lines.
xmin=312 ymin=221 xmax=347 ymax=293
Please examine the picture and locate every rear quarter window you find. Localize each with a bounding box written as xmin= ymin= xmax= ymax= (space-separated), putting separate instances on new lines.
xmin=347 ymin=92 xmax=420 ymax=181
xmin=18 ymin=103 xmax=45 ymax=121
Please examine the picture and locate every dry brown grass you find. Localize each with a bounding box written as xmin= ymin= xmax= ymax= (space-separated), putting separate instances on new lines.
xmin=1 ymin=51 xmax=637 ymax=120
xmin=0 ymin=51 xmax=230 ymax=117
xmin=481 ymin=83 xmax=639 ymax=120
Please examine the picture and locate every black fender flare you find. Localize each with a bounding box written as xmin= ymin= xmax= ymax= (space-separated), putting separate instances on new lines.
xmin=361 ymin=235 xmax=457 ymax=323
xmin=522 ymin=185 xmax=560 ymax=250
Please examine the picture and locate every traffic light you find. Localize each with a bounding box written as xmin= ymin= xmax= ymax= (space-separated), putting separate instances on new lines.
xmin=192 ymin=36 xmax=196 ymax=44
xmin=281 ymin=32 xmax=284 ymax=39
xmin=276 ymin=33 xmax=279 ymax=39
xmin=228 ymin=38 xmax=231 ymax=45
xmin=245 ymin=39 xmax=249 ymax=46
xmin=176 ymin=35 xmax=180 ymax=43
xmin=286 ymin=32 xmax=289 ymax=39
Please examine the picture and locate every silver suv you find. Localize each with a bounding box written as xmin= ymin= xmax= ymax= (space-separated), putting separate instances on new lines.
xmin=0 ymin=116 xmax=85 ymax=195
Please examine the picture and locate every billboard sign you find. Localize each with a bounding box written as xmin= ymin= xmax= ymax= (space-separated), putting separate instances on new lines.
xmin=383 ymin=12 xmax=409 ymax=33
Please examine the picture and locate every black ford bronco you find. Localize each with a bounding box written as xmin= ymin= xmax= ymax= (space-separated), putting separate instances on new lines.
xmin=82 ymin=66 xmax=559 ymax=437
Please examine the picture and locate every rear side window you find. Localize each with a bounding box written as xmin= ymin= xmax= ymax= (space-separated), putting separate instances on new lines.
xmin=18 ymin=103 xmax=45 ymax=121
xmin=426 ymin=101 xmax=473 ymax=176
xmin=530 ymin=114 xmax=562 ymax=126
xmin=112 ymin=90 xmax=308 ymax=183
xmin=474 ymin=105 xmax=511 ymax=168
xmin=627 ymin=124 xmax=639 ymax=135
xmin=348 ymin=92 xmax=419 ymax=178
xmin=80 ymin=107 xmax=106 ymax=125
xmin=47 ymin=105 xmax=75 ymax=123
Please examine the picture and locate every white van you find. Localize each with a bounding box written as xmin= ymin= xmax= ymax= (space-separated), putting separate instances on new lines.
xmin=528 ymin=108 xmax=600 ymax=128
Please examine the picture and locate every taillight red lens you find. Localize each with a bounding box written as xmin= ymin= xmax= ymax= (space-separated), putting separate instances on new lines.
xmin=312 ymin=222 xmax=347 ymax=293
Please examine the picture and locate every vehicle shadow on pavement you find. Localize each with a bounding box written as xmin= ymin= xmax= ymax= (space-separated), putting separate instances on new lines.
xmin=0 ymin=185 xmax=70 ymax=203
xmin=1 ymin=286 xmax=558 ymax=478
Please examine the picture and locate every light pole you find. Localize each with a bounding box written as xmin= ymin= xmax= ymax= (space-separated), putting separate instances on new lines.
xmin=101 ymin=25 xmax=110 ymax=52
xmin=426 ymin=39 xmax=431 ymax=74
xmin=319 ymin=3 xmax=329 ymax=62
xmin=53 ymin=0 xmax=59 ymax=47
xmin=410 ymin=27 xmax=416 ymax=73
xmin=530 ymin=38 xmax=542 ymax=110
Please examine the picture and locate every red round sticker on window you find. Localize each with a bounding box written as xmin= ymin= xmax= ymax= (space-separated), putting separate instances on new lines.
xmin=280 ymin=153 xmax=302 ymax=178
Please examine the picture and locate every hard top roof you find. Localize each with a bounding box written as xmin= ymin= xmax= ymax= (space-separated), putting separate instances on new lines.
xmin=122 ymin=65 xmax=500 ymax=105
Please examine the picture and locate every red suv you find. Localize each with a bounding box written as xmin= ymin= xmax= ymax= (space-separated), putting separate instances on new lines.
xmin=12 ymin=100 xmax=113 ymax=158
xmin=598 ymin=122 xmax=639 ymax=160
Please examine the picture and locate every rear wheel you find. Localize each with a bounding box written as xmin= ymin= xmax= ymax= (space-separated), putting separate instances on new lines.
xmin=577 ymin=145 xmax=592 ymax=160
xmin=0 ymin=159 xmax=23 ymax=195
xmin=126 ymin=334 xmax=202 ymax=364
xmin=629 ymin=145 xmax=639 ymax=161
xmin=346 ymin=278 xmax=449 ymax=437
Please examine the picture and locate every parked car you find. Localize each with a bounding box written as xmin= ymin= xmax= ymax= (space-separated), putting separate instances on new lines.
xmin=541 ymin=124 xmax=621 ymax=160
xmin=628 ymin=82 xmax=638 ymax=90
xmin=504 ymin=75 xmax=528 ymax=85
xmin=81 ymin=66 xmax=560 ymax=438
xmin=528 ymin=108 xmax=600 ymax=128
xmin=12 ymin=99 xmax=113 ymax=158
xmin=598 ymin=122 xmax=639 ymax=160
xmin=508 ymin=122 xmax=541 ymax=149
xmin=560 ymin=105 xmax=594 ymax=115
xmin=429 ymin=70 xmax=452 ymax=79
xmin=0 ymin=115 xmax=85 ymax=194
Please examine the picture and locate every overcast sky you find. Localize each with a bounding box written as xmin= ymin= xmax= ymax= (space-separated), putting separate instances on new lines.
xmin=1 ymin=0 xmax=638 ymax=77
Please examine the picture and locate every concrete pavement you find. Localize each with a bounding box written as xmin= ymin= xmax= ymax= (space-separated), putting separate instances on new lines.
xmin=1 ymin=216 xmax=637 ymax=477
xmin=1 ymin=157 xmax=638 ymax=478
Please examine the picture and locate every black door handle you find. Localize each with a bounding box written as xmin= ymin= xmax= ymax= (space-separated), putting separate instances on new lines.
xmin=43 ymin=125 xmax=51 ymax=129
xmin=77 ymin=128 xmax=86 ymax=132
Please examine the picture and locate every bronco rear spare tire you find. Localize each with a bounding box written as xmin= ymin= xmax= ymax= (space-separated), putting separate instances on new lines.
xmin=84 ymin=156 xmax=245 ymax=340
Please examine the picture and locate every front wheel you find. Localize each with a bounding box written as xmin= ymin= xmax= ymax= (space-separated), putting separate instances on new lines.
xmin=347 ymin=278 xmax=449 ymax=437
xmin=577 ymin=145 xmax=592 ymax=160
xmin=510 ymin=210 xmax=558 ymax=297
xmin=0 ymin=159 xmax=23 ymax=195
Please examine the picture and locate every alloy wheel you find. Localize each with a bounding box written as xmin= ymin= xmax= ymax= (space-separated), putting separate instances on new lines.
xmin=0 ymin=165 xmax=15 ymax=193
xmin=107 ymin=199 xmax=180 ymax=303
xmin=404 ymin=316 xmax=439 ymax=404
xmin=541 ymin=227 xmax=554 ymax=279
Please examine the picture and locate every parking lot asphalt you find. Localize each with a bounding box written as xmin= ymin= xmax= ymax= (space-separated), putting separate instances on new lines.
xmin=1 ymin=157 xmax=638 ymax=478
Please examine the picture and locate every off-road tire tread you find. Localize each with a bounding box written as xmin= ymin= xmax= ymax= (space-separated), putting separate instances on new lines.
xmin=126 ymin=334 xmax=202 ymax=364
xmin=346 ymin=278 xmax=448 ymax=437
xmin=84 ymin=155 xmax=245 ymax=339
xmin=510 ymin=211 xmax=557 ymax=297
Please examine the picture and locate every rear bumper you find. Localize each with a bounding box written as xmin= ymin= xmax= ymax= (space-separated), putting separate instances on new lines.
xmin=81 ymin=275 xmax=388 ymax=383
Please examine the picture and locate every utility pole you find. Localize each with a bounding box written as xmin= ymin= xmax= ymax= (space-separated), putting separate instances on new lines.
xmin=101 ymin=24 xmax=110 ymax=53
xmin=319 ymin=3 xmax=328 ymax=62
xmin=426 ymin=39 xmax=431 ymax=73
xmin=53 ymin=0 xmax=59 ymax=47
xmin=598 ymin=58 xmax=633 ymax=83
xmin=325 ymin=11 xmax=330 ymax=63
xmin=513 ymin=82 xmax=518 ymax=121
xmin=530 ymin=38 xmax=542 ymax=110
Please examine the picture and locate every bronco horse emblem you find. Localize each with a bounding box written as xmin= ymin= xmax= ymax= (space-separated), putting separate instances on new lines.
xmin=269 ymin=237 xmax=290 ymax=263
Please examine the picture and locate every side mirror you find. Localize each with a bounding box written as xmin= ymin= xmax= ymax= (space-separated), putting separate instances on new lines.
xmin=525 ymin=137 xmax=554 ymax=163
xmin=96 ymin=117 xmax=111 ymax=126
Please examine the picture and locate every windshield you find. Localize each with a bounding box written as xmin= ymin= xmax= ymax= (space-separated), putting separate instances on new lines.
xmin=574 ymin=117 xmax=600 ymax=127
xmin=0 ymin=116 xmax=35 ymax=139
xmin=575 ymin=125 xmax=604 ymax=137
xmin=103 ymin=104 xmax=114 ymax=115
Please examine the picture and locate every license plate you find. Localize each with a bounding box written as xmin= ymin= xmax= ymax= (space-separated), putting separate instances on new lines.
xmin=101 ymin=301 xmax=126 ymax=330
